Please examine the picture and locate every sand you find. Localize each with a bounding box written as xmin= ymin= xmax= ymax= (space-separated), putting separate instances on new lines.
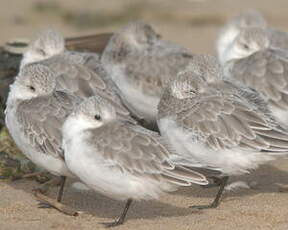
xmin=1 ymin=161 xmax=288 ymax=230
xmin=1 ymin=0 xmax=288 ymax=229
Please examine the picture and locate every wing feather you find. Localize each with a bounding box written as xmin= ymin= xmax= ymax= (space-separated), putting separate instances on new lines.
xmin=171 ymin=81 xmax=288 ymax=153
xmin=39 ymin=52 xmax=136 ymax=122
xmin=89 ymin=122 xmax=208 ymax=186
xmin=229 ymin=49 xmax=288 ymax=110
xmin=16 ymin=91 xmax=80 ymax=159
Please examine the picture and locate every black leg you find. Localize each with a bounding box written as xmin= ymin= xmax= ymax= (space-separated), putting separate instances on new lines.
xmin=101 ymin=199 xmax=133 ymax=228
xmin=56 ymin=176 xmax=66 ymax=202
xmin=32 ymin=176 xmax=62 ymax=195
xmin=191 ymin=176 xmax=229 ymax=210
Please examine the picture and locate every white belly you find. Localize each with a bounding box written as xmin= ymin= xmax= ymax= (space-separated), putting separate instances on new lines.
xmin=158 ymin=116 xmax=278 ymax=176
xmin=217 ymin=25 xmax=239 ymax=65
xmin=122 ymin=89 xmax=159 ymax=123
xmin=63 ymin=133 xmax=174 ymax=201
xmin=5 ymin=108 xmax=72 ymax=177
xmin=109 ymin=67 xmax=160 ymax=122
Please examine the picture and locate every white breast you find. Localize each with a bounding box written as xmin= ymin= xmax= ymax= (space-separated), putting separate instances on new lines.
xmin=63 ymin=124 xmax=175 ymax=201
xmin=217 ymin=25 xmax=239 ymax=65
xmin=107 ymin=65 xmax=160 ymax=122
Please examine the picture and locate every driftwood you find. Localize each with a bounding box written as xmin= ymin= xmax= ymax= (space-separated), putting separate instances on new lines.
xmin=0 ymin=32 xmax=112 ymax=127
xmin=65 ymin=33 xmax=112 ymax=52
xmin=0 ymin=49 xmax=21 ymax=127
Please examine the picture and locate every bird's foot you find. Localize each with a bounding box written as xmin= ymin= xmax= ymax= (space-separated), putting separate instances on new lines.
xmin=34 ymin=191 xmax=79 ymax=216
xmin=100 ymin=218 xmax=125 ymax=228
xmin=189 ymin=203 xmax=218 ymax=210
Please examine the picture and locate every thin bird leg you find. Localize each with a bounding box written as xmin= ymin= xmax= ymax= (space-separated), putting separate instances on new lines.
xmin=56 ymin=176 xmax=66 ymax=202
xmin=101 ymin=199 xmax=133 ymax=228
xmin=32 ymin=176 xmax=63 ymax=194
xmin=12 ymin=171 xmax=47 ymax=181
xmin=190 ymin=176 xmax=229 ymax=209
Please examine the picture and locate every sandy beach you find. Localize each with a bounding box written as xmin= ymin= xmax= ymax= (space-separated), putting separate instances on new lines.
xmin=1 ymin=0 xmax=288 ymax=229
xmin=1 ymin=160 xmax=288 ymax=230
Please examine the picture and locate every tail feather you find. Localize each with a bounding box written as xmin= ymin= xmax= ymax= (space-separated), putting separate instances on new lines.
xmin=258 ymin=129 xmax=288 ymax=141
xmin=163 ymin=165 xmax=208 ymax=186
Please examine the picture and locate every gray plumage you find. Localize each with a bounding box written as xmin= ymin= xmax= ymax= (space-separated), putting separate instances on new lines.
xmin=88 ymin=122 xmax=207 ymax=186
xmin=217 ymin=10 xmax=288 ymax=65
xmin=158 ymin=55 xmax=288 ymax=176
xmin=224 ymin=27 xmax=288 ymax=125
xmin=101 ymin=21 xmax=194 ymax=122
xmin=6 ymin=64 xmax=80 ymax=176
xmin=62 ymin=96 xmax=208 ymax=202
xmin=20 ymin=29 xmax=138 ymax=123
xmin=268 ymin=29 xmax=288 ymax=50
xmin=217 ymin=10 xmax=267 ymax=64
xmin=21 ymin=29 xmax=65 ymax=68
xmin=16 ymin=91 xmax=80 ymax=159
xmin=39 ymin=52 xmax=136 ymax=121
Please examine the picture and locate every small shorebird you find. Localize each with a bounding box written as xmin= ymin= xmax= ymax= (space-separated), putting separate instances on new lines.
xmin=158 ymin=55 xmax=288 ymax=209
xmin=217 ymin=10 xmax=288 ymax=65
xmin=101 ymin=21 xmax=195 ymax=127
xmin=222 ymin=26 xmax=288 ymax=125
xmin=20 ymin=29 xmax=139 ymax=123
xmin=5 ymin=64 xmax=81 ymax=215
xmin=20 ymin=30 xmax=65 ymax=68
xmin=19 ymin=29 xmax=112 ymax=68
xmin=62 ymin=96 xmax=208 ymax=227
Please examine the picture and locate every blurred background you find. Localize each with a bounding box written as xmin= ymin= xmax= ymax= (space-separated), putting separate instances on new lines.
xmin=1 ymin=0 xmax=288 ymax=53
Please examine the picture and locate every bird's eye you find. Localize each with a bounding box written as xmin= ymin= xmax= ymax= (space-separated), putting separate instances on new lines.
xmin=242 ymin=43 xmax=249 ymax=50
xmin=156 ymin=33 xmax=161 ymax=39
xmin=36 ymin=48 xmax=46 ymax=56
xmin=185 ymin=89 xmax=196 ymax=95
xmin=29 ymin=86 xmax=36 ymax=91
xmin=94 ymin=114 xmax=101 ymax=120
xmin=182 ymin=89 xmax=196 ymax=97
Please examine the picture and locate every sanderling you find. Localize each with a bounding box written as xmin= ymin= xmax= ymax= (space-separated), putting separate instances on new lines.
xmin=20 ymin=29 xmax=65 ymax=68
xmin=20 ymin=29 xmax=113 ymax=69
xmin=20 ymin=29 xmax=139 ymax=124
xmin=101 ymin=21 xmax=194 ymax=127
xmin=157 ymin=54 xmax=288 ymax=209
xmin=62 ymin=96 xmax=208 ymax=227
xmin=217 ymin=10 xmax=288 ymax=65
xmin=222 ymin=26 xmax=288 ymax=125
xmin=217 ymin=10 xmax=267 ymax=65
xmin=5 ymin=64 xmax=81 ymax=215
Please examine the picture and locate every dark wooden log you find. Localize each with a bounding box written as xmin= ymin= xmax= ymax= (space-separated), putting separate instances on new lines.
xmin=0 ymin=32 xmax=112 ymax=127
xmin=0 ymin=49 xmax=22 ymax=126
xmin=65 ymin=32 xmax=112 ymax=52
